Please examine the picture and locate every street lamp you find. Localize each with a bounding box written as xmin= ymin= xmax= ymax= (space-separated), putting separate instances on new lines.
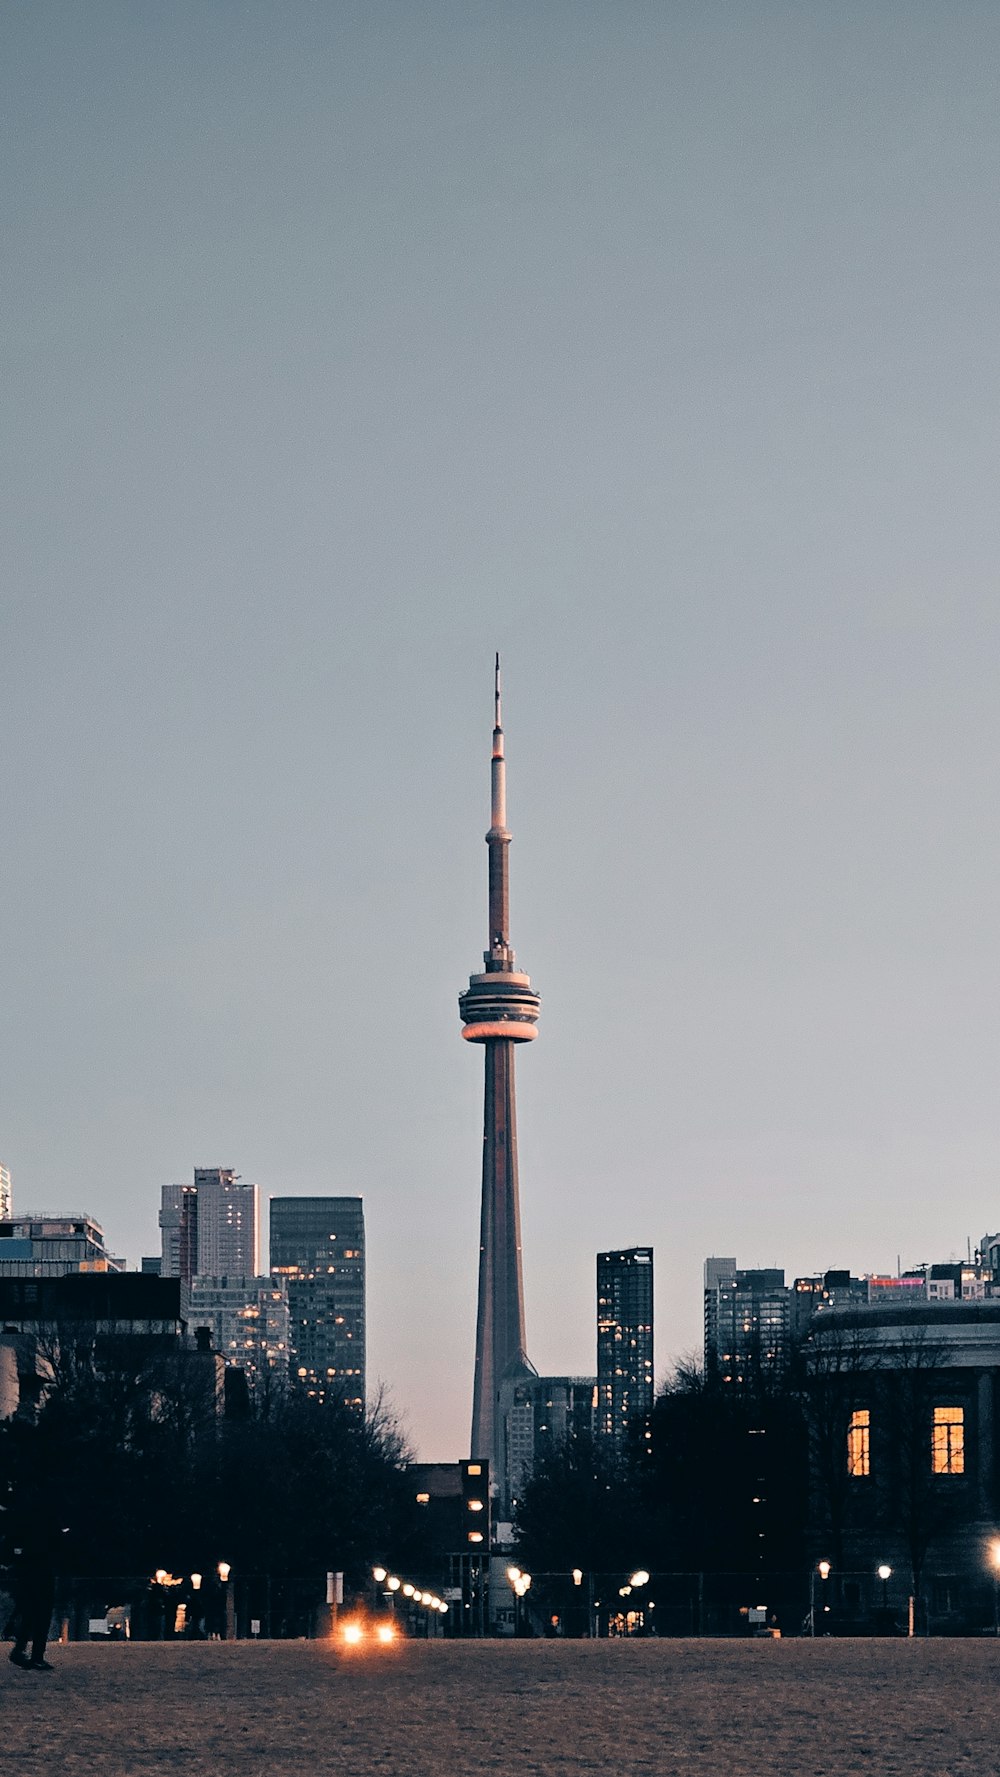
xmin=507 ymin=1566 xmax=531 ymax=1635
xmin=813 ymin=1560 xmax=831 ymax=1636
xmin=877 ymin=1563 xmax=892 ymax=1614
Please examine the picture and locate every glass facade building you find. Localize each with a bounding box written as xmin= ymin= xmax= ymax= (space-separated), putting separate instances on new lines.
xmin=269 ymin=1196 xmax=365 ymax=1411
xmin=596 ymin=1246 xmax=654 ymax=1459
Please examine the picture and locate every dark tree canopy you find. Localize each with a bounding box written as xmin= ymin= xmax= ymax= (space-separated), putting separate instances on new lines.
xmin=0 ymin=1333 xmax=418 ymax=1585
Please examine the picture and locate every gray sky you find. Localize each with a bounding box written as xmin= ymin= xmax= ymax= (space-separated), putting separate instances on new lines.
xmin=4 ymin=2 xmax=1000 ymax=1458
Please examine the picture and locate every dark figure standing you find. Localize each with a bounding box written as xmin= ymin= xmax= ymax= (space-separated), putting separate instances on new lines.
xmin=8 ymin=1530 xmax=59 ymax=1671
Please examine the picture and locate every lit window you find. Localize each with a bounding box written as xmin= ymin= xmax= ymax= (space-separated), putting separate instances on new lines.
xmin=932 ymin=1406 xmax=964 ymax=1475
xmin=847 ymin=1409 xmax=870 ymax=1477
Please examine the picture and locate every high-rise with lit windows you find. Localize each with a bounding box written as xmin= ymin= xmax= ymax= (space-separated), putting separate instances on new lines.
xmin=269 ymin=1196 xmax=365 ymax=1410
xmin=704 ymin=1258 xmax=790 ymax=1386
xmin=596 ymin=1247 xmax=654 ymax=1459
xmin=160 ymin=1169 xmax=260 ymax=1284
xmin=459 ymin=660 xmax=540 ymax=1481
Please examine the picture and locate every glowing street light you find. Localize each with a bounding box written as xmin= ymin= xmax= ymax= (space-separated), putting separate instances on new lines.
xmin=572 ymin=1569 xmax=583 ymax=1586
xmin=508 ymin=1566 xmax=531 ymax=1634
xmin=372 ymin=1566 xmax=388 ymax=1584
xmin=877 ymin=1563 xmax=892 ymax=1614
xmin=629 ymin=1571 xmax=650 ymax=1589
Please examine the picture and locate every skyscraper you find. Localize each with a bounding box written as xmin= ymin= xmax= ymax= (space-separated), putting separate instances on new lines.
xmin=160 ymin=1169 xmax=260 ymax=1283
xmin=703 ymin=1258 xmax=790 ymax=1386
xmin=459 ymin=659 xmax=540 ymax=1479
xmin=596 ymin=1247 xmax=654 ymax=1459
xmin=269 ymin=1196 xmax=365 ymax=1410
xmin=193 ymin=1168 xmax=260 ymax=1278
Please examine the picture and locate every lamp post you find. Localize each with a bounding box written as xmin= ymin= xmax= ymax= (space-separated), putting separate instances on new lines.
xmin=877 ymin=1563 xmax=892 ymax=1616
xmin=217 ymin=1563 xmax=233 ymax=1640
xmin=507 ymin=1566 xmax=531 ymax=1636
xmin=817 ymin=1560 xmax=831 ymax=1636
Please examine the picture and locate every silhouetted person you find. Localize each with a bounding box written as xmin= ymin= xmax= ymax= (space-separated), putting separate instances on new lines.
xmin=8 ymin=1526 xmax=60 ymax=1671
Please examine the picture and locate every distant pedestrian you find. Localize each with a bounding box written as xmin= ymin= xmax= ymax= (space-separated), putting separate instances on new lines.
xmin=8 ymin=1527 xmax=60 ymax=1671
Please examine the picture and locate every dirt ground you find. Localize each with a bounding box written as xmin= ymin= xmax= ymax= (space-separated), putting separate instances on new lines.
xmin=1 ymin=1638 xmax=996 ymax=1776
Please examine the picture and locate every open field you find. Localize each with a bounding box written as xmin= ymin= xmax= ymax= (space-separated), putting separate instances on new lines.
xmin=2 ymin=1639 xmax=997 ymax=1776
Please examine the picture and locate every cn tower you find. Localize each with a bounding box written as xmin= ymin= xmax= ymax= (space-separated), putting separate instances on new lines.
xmin=459 ymin=657 xmax=540 ymax=1476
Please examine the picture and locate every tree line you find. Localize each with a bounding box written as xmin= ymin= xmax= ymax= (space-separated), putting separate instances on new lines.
xmin=0 ymin=1327 xmax=418 ymax=1585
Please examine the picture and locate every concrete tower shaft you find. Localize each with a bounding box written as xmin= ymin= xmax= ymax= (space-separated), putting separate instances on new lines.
xmin=459 ymin=658 xmax=539 ymax=1472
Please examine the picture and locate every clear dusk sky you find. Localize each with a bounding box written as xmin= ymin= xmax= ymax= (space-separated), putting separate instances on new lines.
xmin=4 ymin=2 xmax=1000 ymax=1457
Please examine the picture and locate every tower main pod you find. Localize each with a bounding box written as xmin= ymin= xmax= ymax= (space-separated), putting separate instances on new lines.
xmin=459 ymin=658 xmax=540 ymax=1482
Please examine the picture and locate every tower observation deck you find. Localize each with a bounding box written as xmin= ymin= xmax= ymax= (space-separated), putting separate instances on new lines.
xmin=459 ymin=657 xmax=539 ymax=1477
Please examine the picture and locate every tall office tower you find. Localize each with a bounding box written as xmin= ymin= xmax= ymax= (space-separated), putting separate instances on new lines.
xmin=459 ymin=659 xmax=541 ymax=1478
xmin=160 ymin=1171 xmax=259 ymax=1283
xmin=496 ymin=1373 xmax=596 ymax=1519
xmin=193 ymin=1168 xmax=260 ymax=1278
xmin=160 ymin=1184 xmax=199 ymax=1284
xmin=0 ymin=1165 xmax=11 ymax=1219
xmin=704 ymin=1259 xmax=790 ymax=1386
xmin=0 ymin=1211 xmax=123 ymax=1276
xmin=596 ymin=1247 xmax=654 ymax=1459
xmin=269 ymin=1197 xmax=365 ymax=1410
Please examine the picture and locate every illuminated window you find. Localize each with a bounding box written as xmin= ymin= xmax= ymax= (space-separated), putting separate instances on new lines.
xmin=932 ymin=1406 xmax=964 ymax=1475
xmin=847 ymin=1408 xmax=870 ymax=1477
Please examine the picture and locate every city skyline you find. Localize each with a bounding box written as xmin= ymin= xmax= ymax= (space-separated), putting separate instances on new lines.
xmin=5 ymin=6 xmax=1000 ymax=1460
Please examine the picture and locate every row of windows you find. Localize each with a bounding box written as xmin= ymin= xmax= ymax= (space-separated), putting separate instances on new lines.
xmin=848 ymin=1406 xmax=965 ymax=1477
